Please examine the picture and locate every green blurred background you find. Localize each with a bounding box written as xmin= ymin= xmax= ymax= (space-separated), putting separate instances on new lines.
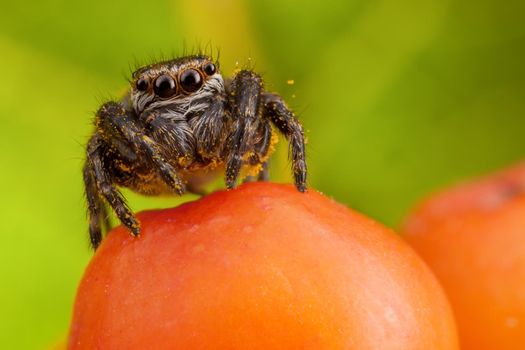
xmin=1 ymin=0 xmax=524 ymax=348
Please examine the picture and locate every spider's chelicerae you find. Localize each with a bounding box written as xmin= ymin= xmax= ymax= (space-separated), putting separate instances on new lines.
xmin=83 ymin=55 xmax=307 ymax=249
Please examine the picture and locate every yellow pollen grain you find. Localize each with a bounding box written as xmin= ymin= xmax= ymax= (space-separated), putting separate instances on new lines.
xmin=287 ymin=79 xmax=295 ymax=85
xmin=245 ymin=163 xmax=263 ymax=177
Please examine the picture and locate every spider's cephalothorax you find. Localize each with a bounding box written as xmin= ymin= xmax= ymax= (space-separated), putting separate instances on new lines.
xmin=83 ymin=55 xmax=307 ymax=248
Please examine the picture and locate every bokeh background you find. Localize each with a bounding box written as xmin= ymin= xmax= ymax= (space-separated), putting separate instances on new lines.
xmin=1 ymin=0 xmax=524 ymax=348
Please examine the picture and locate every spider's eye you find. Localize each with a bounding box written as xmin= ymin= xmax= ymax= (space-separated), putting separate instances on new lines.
xmin=135 ymin=77 xmax=149 ymax=91
xmin=180 ymin=69 xmax=203 ymax=93
xmin=203 ymin=62 xmax=216 ymax=76
xmin=153 ymin=74 xmax=177 ymax=98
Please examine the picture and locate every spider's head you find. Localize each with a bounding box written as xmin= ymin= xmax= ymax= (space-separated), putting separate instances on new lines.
xmin=130 ymin=55 xmax=224 ymax=115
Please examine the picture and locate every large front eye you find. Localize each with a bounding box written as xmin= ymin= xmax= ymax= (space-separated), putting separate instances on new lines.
xmin=153 ymin=74 xmax=177 ymax=98
xmin=179 ymin=69 xmax=203 ymax=93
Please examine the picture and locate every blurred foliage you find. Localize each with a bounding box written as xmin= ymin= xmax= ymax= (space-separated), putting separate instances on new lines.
xmin=0 ymin=0 xmax=524 ymax=348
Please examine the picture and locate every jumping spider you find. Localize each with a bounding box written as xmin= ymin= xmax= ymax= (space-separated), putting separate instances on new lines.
xmin=83 ymin=55 xmax=307 ymax=249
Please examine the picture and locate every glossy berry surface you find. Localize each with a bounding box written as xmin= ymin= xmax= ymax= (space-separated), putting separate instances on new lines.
xmin=403 ymin=162 xmax=525 ymax=350
xmin=69 ymin=183 xmax=458 ymax=350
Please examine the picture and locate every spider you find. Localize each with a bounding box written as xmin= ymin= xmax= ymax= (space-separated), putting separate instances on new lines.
xmin=83 ymin=55 xmax=307 ymax=249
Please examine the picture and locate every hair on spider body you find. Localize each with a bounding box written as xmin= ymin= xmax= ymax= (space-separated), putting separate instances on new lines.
xmin=83 ymin=55 xmax=307 ymax=249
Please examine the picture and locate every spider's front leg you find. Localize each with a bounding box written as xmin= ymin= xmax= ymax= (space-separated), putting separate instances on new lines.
xmin=263 ymin=93 xmax=307 ymax=192
xmin=96 ymin=102 xmax=185 ymax=194
xmin=85 ymin=102 xmax=186 ymax=248
xmin=83 ymin=160 xmax=111 ymax=249
xmin=84 ymin=135 xmax=139 ymax=249
xmin=225 ymin=70 xmax=263 ymax=189
xmin=242 ymin=123 xmax=272 ymax=184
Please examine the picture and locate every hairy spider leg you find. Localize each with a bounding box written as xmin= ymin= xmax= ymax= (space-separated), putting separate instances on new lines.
xmin=242 ymin=122 xmax=272 ymax=183
xmin=96 ymin=102 xmax=185 ymax=194
xmin=263 ymin=93 xmax=307 ymax=192
xmin=85 ymin=135 xmax=140 ymax=248
xmin=225 ymin=70 xmax=264 ymax=188
xmin=254 ymin=122 xmax=272 ymax=181
xmin=83 ymin=162 xmax=109 ymax=248
xmin=85 ymin=102 xmax=189 ymax=249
